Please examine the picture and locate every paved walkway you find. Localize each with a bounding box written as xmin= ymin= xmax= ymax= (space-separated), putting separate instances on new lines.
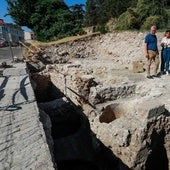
xmin=0 ymin=63 xmax=54 ymax=170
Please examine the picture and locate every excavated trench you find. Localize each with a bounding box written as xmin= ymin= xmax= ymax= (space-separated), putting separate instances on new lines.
xmin=29 ymin=71 xmax=169 ymax=170
xmin=25 ymin=32 xmax=169 ymax=170
xmin=26 ymin=60 xmax=170 ymax=170
xmin=145 ymin=129 xmax=169 ymax=170
xmin=30 ymin=73 xmax=132 ymax=170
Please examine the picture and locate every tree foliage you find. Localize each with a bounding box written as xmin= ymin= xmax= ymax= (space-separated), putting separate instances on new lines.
xmin=5 ymin=0 xmax=170 ymax=41
xmin=6 ymin=0 xmax=36 ymax=28
xmin=84 ymin=0 xmax=134 ymax=26
xmin=6 ymin=0 xmax=85 ymax=41
xmin=69 ymin=4 xmax=85 ymax=33
xmin=115 ymin=0 xmax=169 ymax=30
xmin=84 ymin=0 xmax=99 ymax=26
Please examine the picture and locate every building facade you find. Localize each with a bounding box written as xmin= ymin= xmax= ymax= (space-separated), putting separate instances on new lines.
xmin=24 ymin=31 xmax=36 ymax=42
xmin=0 ymin=19 xmax=24 ymax=44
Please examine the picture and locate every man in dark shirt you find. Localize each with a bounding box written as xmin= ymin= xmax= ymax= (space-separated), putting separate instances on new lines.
xmin=144 ymin=25 xmax=159 ymax=79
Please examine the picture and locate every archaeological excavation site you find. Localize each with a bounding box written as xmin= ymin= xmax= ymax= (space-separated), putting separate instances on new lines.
xmin=26 ymin=32 xmax=170 ymax=170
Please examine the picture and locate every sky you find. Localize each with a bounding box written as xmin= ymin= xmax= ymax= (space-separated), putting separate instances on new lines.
xmin=0 ymin=0 xmax=86 ymax=32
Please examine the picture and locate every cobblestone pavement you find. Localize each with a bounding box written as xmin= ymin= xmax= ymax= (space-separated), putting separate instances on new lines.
xmin=0 ymin=63 xmax=54 ymax=170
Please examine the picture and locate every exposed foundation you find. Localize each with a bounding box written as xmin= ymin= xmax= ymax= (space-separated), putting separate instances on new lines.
xmin=30 ymin=72 xmax=169 ymax=170
xmin=27 ymin=32 xmax=170 ymax=170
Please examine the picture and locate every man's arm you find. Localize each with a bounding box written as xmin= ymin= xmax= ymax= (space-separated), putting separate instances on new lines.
xmin=144 ymin=42 xmax=149 ymax=58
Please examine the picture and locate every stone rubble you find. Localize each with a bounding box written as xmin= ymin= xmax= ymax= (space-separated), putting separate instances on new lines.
xmin=27 ymin=31 xmax=170 ymax=170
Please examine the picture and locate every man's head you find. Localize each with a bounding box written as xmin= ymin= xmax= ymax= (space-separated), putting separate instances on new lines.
xmin=150 ymin=25 xmax=157 ymax=35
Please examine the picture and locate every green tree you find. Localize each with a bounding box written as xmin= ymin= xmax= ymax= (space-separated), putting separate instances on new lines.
xmin=6 ymin=0 xmax=36 ymax=28
xmin=115 ymin=0 xmax=168 ymax=30
xmin=115 ymin=8 xmax=139 ymax=30
xmin=69 ymin=4 xmax=85 ymax=22
xmin=84 ymin=0 xmax=99 ymax=26
xmin=30 ymin=0 xmax=74 ymax=41
xmin=101 ymin=0 xmax=129 ymax=18
xmin=136 ymin=0 xmax=164 ymax=23
xmin=6 ymin=0 xmax=84 ymax=41
xmin=69 ymin=4 xmax=85 ymax=33
xmin=84 ymin=0 xmax=135 ymax=26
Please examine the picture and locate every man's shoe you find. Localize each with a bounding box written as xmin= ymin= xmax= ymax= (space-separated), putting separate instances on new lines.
xmin=153 ymin=74 xmax=161 ymax=78
xmin=147 ymin=75 xmax=153 ymax=79
xmin=157 ymin=72 xmax=162 ymax=76
xmin=160 ymin=71 xmax=165 ymax=75
xmin=166 ymin=71 xmax=169 ymax=75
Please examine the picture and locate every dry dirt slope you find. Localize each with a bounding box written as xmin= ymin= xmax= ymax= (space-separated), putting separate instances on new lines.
xmin=77 ymin=31 xmax=164 ymax=71
xmin=61 ymin=31 xmax=166 ymax=85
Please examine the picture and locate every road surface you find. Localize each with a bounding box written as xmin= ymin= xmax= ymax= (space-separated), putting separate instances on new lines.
xmin=0 ymin=46 xmax=24 ymax=62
